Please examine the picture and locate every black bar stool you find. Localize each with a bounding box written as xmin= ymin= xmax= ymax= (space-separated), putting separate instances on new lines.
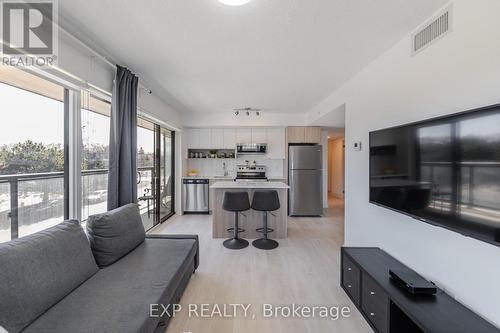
xmin=251 ymin=190 xmax=280 ymax=250
xmin=223 ymin=191 xmax=250 ymax=250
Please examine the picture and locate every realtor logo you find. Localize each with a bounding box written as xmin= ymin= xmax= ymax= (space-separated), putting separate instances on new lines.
xmin=1 ymin=0 xmax=58 ymax=67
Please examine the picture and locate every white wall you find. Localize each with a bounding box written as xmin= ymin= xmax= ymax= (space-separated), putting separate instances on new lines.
xmin=307 ymin=0 xmax=500 ymax=327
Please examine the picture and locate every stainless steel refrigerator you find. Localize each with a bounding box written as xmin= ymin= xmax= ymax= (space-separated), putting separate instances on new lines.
xmin=289 ymin=145 xmax=323 ymax=216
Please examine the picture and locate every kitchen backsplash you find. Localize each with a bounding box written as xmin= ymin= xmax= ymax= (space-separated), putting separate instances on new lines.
xmin=187 ymin=156 xmax=285 ymax=178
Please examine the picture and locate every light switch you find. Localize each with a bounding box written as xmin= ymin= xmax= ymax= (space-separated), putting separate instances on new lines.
xmin=353 ymin=141 xmax=362 ymax=151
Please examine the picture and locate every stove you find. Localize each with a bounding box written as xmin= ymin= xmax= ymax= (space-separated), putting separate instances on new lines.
xmin=235 ymin=165 xmax=268 ymax=181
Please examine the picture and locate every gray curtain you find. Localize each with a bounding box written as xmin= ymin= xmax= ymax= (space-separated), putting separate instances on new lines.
xmin=108 ymin=65 xmax=139 ymax=210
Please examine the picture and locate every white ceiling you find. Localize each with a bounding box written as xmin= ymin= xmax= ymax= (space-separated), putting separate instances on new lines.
xmin=59 ymin=0 xmax=447 ymax=116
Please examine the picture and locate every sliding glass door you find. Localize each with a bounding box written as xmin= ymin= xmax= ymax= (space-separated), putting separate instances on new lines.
xmin=137 ymin=117 xmax=175 ymax=230
xmin=158 ymin=127 xmax=175 ymax=222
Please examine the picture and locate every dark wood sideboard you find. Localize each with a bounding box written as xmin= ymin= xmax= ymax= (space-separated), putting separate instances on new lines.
xmin=341 ymin=247 xmax=499 ymax=333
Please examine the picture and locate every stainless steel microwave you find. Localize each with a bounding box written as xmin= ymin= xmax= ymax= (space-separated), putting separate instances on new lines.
xmin=236 ymin=143 xmax=267 ymax=155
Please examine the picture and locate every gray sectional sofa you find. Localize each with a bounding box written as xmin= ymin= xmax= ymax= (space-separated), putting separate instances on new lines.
xmin=0 ymin=204 xmax=199 ymax=333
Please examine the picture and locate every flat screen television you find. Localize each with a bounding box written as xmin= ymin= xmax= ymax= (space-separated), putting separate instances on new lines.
xmin=370 ymin=104 xmax=500 ymax=246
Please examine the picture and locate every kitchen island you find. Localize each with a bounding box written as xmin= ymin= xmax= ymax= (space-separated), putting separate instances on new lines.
xmin=211 ymin=181 xmax=290 ymax=239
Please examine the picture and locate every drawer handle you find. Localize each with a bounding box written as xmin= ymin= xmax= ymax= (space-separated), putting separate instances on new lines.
xmin=370 ymin=291 xmax=376 ymax=295
xmin=370 ymin=312 xmax=376 ymax=317
xmin=347 ymin=284 xmax=352 ymax=288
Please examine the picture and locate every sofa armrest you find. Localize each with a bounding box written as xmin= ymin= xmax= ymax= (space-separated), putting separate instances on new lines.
xmin=146 ymin=234 xmax=199 ymax=270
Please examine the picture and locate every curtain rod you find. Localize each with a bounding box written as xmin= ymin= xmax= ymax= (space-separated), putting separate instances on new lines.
xmin=57 ymin=24 xmax=153 ymax=94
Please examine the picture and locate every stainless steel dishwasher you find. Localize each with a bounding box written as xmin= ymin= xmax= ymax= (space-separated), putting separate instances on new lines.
xmin=183 ymin=179 xmax=209 ymax=214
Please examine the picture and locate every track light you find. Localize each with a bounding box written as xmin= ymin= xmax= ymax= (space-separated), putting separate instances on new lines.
xmin=233 ymin=107 xmax=262 ymax=116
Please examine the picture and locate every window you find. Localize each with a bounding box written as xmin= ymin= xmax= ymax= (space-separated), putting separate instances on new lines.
xmin=81 ymin=91 xmax=111 ymax=220
xmin=0 ymin=67 xmax=66 ymax=242
xmin=0 ymin=67 xmax=176 ymax=242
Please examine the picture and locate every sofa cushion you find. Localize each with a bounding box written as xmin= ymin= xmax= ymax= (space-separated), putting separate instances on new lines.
xmin=87 ymin=203 xmax=146 ymax=267
xmin=23 ymin=237 xmax=198 ymax=333
xmin=0 ymin=220 xmax=98 ymax=333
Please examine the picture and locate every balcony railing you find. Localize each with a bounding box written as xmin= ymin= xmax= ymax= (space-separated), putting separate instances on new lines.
xmin=0 ymin=167 xmax=155 ymax=243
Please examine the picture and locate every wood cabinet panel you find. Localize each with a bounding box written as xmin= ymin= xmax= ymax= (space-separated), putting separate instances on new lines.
xmin=304 ymin=126 xmax=321 ymax=143
xmin=287 ymin=127 xmax=305 ymax=143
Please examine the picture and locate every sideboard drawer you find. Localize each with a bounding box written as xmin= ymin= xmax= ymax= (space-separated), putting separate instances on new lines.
xmin=342 ymin=254 xmax=361 ymax=305
xmin=362 ymin=274 xmax=389 ymax=333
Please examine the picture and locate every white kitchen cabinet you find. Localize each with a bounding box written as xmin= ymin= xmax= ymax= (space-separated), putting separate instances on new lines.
xmin=223 ymin=128 xmax=236 ymax=149
xmin=198 ymin=129 xmax=212 ymax=148
xmin=236 ymin=128 xmax=252 ymax=143
xmin=211 ymin=129 xmax=224 ymax=148
xmin=266 ymin=128 xmax=286 ymax=159
xmin=185 ymin=128 xmax=200 ymax=149
xmin=251 ymin=128 xmax=267 ymax=143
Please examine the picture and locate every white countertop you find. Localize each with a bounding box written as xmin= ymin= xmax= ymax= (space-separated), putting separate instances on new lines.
xmin=210 ymin=181 xmax=290 ymax=189
xmin=183 ymin=176 xmax=233 ymax=180
xmin=183 ymin=176 xmax=286 ymax=181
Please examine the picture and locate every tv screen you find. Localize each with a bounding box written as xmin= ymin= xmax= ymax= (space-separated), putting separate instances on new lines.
xmin=370 ymin=104 xmax=500 ymax=246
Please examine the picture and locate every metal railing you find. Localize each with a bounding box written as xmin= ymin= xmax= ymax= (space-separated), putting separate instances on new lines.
xmin=0 ymin=166 xmax=155 ymax=242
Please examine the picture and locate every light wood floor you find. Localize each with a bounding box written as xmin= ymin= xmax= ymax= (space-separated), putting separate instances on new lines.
xmin=151 ymin=198 xmax=371 ymax=333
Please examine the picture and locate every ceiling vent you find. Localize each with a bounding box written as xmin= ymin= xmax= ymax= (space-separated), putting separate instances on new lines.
xmin=412 ymin=5 xmax=452 ymax=55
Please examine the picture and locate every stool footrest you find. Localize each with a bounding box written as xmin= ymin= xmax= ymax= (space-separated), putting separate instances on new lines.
xmin=256 ymin=227 xmax=274 ymax=234
xmin=227 ymin=227 xmax=245 ymax=233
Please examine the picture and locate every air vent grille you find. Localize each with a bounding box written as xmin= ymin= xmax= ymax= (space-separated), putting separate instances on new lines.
xmin=412 ymin=7 xmax=451 ymax=54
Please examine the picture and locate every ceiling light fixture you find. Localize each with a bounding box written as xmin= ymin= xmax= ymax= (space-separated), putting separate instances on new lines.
xmin=234 ymin=107 xmax=262 ymax=116
xmin=218 ymin=0 xmax=251 ymax=6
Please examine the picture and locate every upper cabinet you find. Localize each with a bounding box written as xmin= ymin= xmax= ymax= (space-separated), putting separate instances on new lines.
xmin=287 ymin=126 xmax=321 ymax=144
xmin=267 ymin=128 xmax=286 ymax=159
xmin=236 ymin=128 xmax=252 ymax=143
xmin=287 ymin=127 xmax=305 ymax=143
xmin=198 ymin=129 xmax=212 ymax=148
xmin=223 ymin=128 xmax=236 ymax=149
xmin=211 ymin=129 xmax=224 ymax=148
xmin=236 ymin=128 xmax=267 ymax=144
xmin=251 ymin=129 xmax=266 ymax=143
xmin=185 ymin=128 xmax=200 ymax=148
xmin=185 ymin=127 xmax=286 ymax=159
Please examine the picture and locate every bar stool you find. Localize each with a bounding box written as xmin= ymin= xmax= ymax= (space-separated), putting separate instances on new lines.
xmin=251 ymin=190 xmax=280 ymax=250
xmin=223 ymin=191 xmax=250 ymax=250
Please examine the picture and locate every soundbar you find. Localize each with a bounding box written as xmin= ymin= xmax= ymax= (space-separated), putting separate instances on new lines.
xmin=389 ymin=269 xmax=437 ymax=295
